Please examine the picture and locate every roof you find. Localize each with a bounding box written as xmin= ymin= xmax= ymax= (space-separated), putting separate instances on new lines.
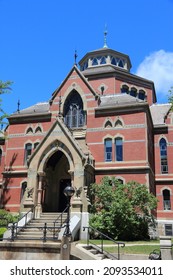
xmin=11 ymin=102 xmax=50 ymax=116
xmin=150 ymin=103 xmax=171 ymax=125
xmin=99 ymin=93 xmax=146 ymax=108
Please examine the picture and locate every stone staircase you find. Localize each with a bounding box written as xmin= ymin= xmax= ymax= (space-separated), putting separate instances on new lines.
xmin=15 ymin=212 xmax=67 ymax=242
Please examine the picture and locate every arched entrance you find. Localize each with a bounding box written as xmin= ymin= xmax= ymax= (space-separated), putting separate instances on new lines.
xmin=42 ymin=150 xmax=71 ymax=212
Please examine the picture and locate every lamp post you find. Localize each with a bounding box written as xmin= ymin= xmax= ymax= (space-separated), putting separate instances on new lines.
xmin=63 ymin=185 xmax=75 ymax=237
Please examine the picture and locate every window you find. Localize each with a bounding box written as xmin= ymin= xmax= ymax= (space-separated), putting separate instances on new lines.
xmin=130 ymin=88 xmax=137 ymax=97
xmin=35 ymin=126 xmax=42 ymax=133
xmin=105 ymin=139 xmax=112 ymax=162
xmin=115 ymin=138 xmax=123 ymax=161
xmin=20 ymin=182 xmax=27 ymax=201
xmin=163 ymin=189 xmax=171 ymax=210
xmin=160 ymin=138 xmax=168 ymax=173
xmin=34 ymin=142 xmax=39 ymax=149
xmin=121 ymin=85 xmax=129 ymax=94
xmin=138 ymin=90 xmax=145 ymax=100
xmin=165 ymin=224 xmax=173 ymax=236
xmin=26 ymin=127 xmax=33 ymax=134
xmin=24 ymin=143 xmax=32 ymax=165
xmin=105 ymin=120 xmax=112 ymax=128
xmin=64 ymin=90 xmax=86 ymax=129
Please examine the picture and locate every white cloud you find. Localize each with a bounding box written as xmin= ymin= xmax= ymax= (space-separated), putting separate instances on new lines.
xmin=135 ymin=50 xmax=173 ymax=102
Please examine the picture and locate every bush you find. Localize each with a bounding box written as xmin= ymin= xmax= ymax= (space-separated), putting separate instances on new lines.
xmin=0 ymin=227 xmax=7 ymax=239
xmin=89 ymin=177 xmax=157 ymax=241
xmin=0 ymin=209 xmax=19 ymax=226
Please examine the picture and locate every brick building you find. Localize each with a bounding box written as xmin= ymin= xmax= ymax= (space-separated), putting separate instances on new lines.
xmin=0 ymin=43 xmax=173 ymax=237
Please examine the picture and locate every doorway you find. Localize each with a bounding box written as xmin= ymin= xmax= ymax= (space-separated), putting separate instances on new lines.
xmin=42 ymin=150 xmax=71 ymax=212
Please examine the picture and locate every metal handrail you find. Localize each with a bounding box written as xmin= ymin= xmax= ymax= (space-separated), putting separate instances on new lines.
xmin=53 ymin=206 xmax=68 ymax=239
xmin=1 ymin=223 xmax=66 ymax=242
xmin=83 ymin=226 xmax=125 ymax=260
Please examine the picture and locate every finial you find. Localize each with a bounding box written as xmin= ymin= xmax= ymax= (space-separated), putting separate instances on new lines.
xmin=103 ymin=24 xmax=108 ymax=48
xmin=74 ymin=49 xmax=78 ymax=65
xmin=17 ymin=99 xmax=20 ymax=113
xmin=58 ymin=92 xmax=62 ymax=117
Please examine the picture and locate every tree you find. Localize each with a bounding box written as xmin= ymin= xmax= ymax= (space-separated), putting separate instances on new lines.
xmin=0 ymin=80 xmax=13 ymax=129
xmin=89 ymin=176 xmax=157 ymax=241
xmin=168 ymin=86 xmax=173 ymax=110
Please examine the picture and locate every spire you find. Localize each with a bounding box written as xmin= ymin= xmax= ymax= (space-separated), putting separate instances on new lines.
xmin=103 ymin=24 xmax=108 ymax=48
xmin=74 ymin=49 xmax=78 ymax=65
xmin=17 ymin=99 xmax=20 ymax=113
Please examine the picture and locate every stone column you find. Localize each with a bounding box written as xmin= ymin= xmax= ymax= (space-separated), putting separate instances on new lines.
xmin=60 ymin=236 xmax=71 ymax=260
xmin=160 ymin=236 xmax=173 ymax=260
xmin=35 ymin=172 xmax=45 ymax=218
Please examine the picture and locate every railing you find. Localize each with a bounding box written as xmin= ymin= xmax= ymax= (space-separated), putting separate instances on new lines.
xmin=0 ymin=207 xmax=68 ymax=242
xmin=1 ymin=223 xmax=66 ymax=242
xmin=83 ymin=226 xmax=125 ymax=260
xmin=53 ymin=206 xmax=68 ymax=239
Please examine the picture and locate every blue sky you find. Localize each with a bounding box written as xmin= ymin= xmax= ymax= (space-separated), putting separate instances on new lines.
xmin=1 ymin=0 xmax=173 ymax=117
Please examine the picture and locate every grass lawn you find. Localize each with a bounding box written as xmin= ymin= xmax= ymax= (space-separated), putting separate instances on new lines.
xmin=105 ymin=245 xmax=160 ymax=255
xmin=79 ymin=239 xmax=160 ymax=255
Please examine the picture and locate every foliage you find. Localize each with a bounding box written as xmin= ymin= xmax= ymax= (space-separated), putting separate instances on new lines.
xmin=0 ymin=209 xmax=19 ymax=226
xmin=89 ymin=177 xmax=157 ymax=241
xmin=0 ymin=80 xmax=13 ymax=129
xmin=0 ymin=228 xmax=7 ymax=239
xmin=168 ymin=86 xmax=173 ymax=110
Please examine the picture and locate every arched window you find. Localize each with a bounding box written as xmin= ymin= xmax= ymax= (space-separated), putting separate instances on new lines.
xmin=34 ymin=142 xmax=39 ymax=149
xmin=163 ymin=189 xmax=171 ymax=210
xmin=115 ymin=137 xmax=123 ymax=161
xmin=24 ymin=143 xmax=32 ymax=165
xmin=121 ymin=85 xmax=129 ymax=94
xmin=160 ymin=138 xmax=168 ymax=174
xmin=105 ymin=120 xmax=112 ymax=128
xmin=26 ymin=127 xmax=33 ymax=134
xmin=35 ymin=126 xmax=42 ymax=134
xmin=64 ymin=90 xmax=86 ymax=128
xmin=100 ymin=56 xmax=106 ymax=64
xmin=20 ymin=181 xmax=27 ymax=202
xmin=138 ymin=90 xmax=146 ymax=100
xmin=115 ymin=119 xmax=123 ymax=128
xmin=130 ymin=87 xmax=137 ymax=97
xmin=104 ymin=138 xmax=112 ymax=162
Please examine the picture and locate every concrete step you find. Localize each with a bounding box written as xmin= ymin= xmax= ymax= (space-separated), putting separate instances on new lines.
xmin=14 ymin=212 xmax=66 ymax=242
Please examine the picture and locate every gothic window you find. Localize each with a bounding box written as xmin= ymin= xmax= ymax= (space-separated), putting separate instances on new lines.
xmin=35 ymin=126 xmax=42 ymax=133
xmin=111 ymin=57 xmax=117 ymax=65
xmin=34 ymin=142 xmax=39 ymax=149
xmin=115 ymin=137 xmax=123 ymax=161
xmin=24 ymin=143 xmax=32 ymax=165
xmin=163 ymin=189 xmax=171 ymax=210
xmin=26 ymin=127 xmax=33 ymax=134
xmin=100 ymin=56 xmax=106 ymax=64
xmin=92 ymin=57 xmax=98 ymax=66
xmin=104 ymin=138 xmax=112 ymax=162
xmin=160 ymin=138 xmax=168 ymax=174
xmin=115 ymin=119 xmax=123 ymax=128
xmin=64 ymin=90 xmax=86 ymax=129
xmin=105 ymin=120 xmax=112 ymax=128
xmin=20 ymin=181 xmax=27 ymax=201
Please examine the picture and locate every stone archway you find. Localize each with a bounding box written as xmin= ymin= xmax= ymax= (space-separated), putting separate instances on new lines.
xmin=42 ymin=150 xmax=71 ymax=212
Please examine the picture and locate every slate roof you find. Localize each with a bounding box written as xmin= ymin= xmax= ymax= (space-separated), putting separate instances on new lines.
xmin=11 ymin=102 xmax=50 ymax=116
xmin=99 ymin=93 xmax=146 ymax=108
xmin=150 ymin=103 xmax=171 ymax=125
